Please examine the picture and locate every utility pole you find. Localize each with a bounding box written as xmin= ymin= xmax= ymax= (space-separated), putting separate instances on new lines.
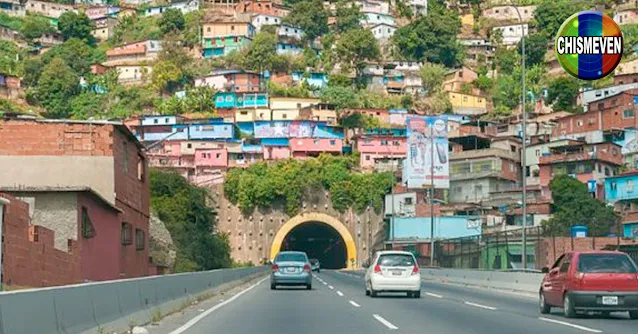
xmin=430 ymin=124 xmax=435 ymax=266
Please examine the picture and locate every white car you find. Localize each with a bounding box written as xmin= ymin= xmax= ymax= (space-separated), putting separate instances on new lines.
xmin=365 ymin=250 xmax=421 ymax=298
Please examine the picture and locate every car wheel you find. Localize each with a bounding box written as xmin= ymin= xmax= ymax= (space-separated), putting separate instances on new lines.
xmin=629 ymin=311 xmax=638 ymax=319
xmin=414 ymin=291 xmax=421 ymax=298
xmin=563 ymin=293 xmax=576 ymax=318
xmin=601 ymin=311 xmax=611 ymax=318
xmin=271 ymin=284 xmax=276 ymax=290
xmin=317 ymin=269 xmax=320 ymax=273
xmin=306 ymin=284 xmax=312 ymax=290
xmin=539 ymin=291 xmax=551 ymax=314
xmin=370 ymin=284 xmax=378 ymax=298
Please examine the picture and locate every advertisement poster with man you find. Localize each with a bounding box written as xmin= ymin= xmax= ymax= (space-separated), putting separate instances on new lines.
xmin=404 ymin=116 xmax=449 ymax=189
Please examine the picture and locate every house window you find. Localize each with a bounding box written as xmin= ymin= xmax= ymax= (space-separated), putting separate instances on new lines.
xmin=535 ymin=149 xmax=540 ymax=157
xmin=365 ymin=155 xmax=370 ymax=161
xmin=137 ymin=156 xmax=145 ymax=181
xmin=624 ymin=109 xmax=635 ymax=118
xmin=81 ymin=207 xmax=95 ymax=239
xmin=605 ymin=167 xmax=611 ymax=176
xmin=404 ymin=197 xmax=413 ymax=205
xmin=231 ymin=25 xmax=235 ymax=30
xmin=611 ymin=181 xmax=617 ymax=191
xmin=154 ymin=119 xmax=158 ymax=124
xmin=135 ymin=229 xmax=145 ymax=250
xmin=330 ymin=140 xmax=336 ymax=145
xmin=463 ymin=96 xmax=468 ymax=102
xmin=282 ymin=113 xmax=287 ymax=119
xmin=628 ymin=180 xmax=635 ymax=192
xmin=187 ymin=143 xmax=192 ymax=149
xmin=598 ymin=102 xmax=604 ymax=110
xmin=123 ymin=141 xmax=129 ymax=172
xmin=216 ymin=153 xmax=221 ymax=158
xmin=121 ymin=222 xmax=132 ymax=245
xmin=207 ymin=27 xmax=211 ymax=32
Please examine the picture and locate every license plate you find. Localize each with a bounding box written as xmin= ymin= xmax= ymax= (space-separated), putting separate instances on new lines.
xmin=286 ymin=267 xmax=296 ymax=273
xmin=602 ymin=296 xmax=618 ymax=305
xmin=392 ymin=270 xmax=402 ymax=276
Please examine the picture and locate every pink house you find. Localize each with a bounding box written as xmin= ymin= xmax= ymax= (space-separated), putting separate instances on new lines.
xmin=357 ymin=134 xmax=406 ymax=169
xmin=194 ymin=148 xmax=228 ymax=167
xmin=290 ymin=138 xmax=343 ymax=158
xmin=264 ymin=146 xmax=291 ymax=160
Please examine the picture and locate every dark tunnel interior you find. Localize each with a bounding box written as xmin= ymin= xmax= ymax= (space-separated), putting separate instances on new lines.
xmin=280 ymin=221 xmax=347 ymax=269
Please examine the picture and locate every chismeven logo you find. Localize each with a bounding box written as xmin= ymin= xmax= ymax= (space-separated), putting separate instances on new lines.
xmin=555 ymin=11 xmax=623 ymax=80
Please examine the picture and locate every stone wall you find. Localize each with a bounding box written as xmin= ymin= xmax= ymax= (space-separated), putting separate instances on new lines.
xmin=212 ymin=184 xmax=385 ymax=268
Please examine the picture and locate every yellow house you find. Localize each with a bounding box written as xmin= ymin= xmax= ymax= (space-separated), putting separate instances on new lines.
xmin=271 ymin=109 xmax=300 ymax=121
xmin=115 ymin=65 xmax=151 ymax=86
xmin=461 ymin=13 xmax=474 ymax=27
xmin=448 ymin=92 xmax=487 ymax=115
xmin=269 ymin=97 xmax=320 ymax=110
xmin=235 ymin=109 xmax=257 ymax=122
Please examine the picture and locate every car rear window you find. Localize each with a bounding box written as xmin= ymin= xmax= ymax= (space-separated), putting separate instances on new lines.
xmin=578 ymin=254 xmax=637 ymax=273
xmin=276 ymin=253 xmax=307 ymax=262
xmin=378 ymin=254 xmax=415 ymax=267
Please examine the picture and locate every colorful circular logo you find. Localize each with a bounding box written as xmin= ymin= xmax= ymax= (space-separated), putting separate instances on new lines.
xmin=555 ymin=11 xmax=623 ymax=80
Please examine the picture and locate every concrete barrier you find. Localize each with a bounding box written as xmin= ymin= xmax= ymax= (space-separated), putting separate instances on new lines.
xmin=0 ymin=266 xmax=268 ymax=334
xmin=347 ymin=268 xmax=543 ymax=294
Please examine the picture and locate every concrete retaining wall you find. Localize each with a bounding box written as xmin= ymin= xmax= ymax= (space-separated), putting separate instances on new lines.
xmin=0 ymin=266 xmax=268 ymax=334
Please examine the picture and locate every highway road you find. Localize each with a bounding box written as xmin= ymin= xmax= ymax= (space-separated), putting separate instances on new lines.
xmin=165 ymin=270 xmax=637 ymax=334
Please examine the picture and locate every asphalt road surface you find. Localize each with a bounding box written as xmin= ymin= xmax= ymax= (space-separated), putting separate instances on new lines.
xmin=167 ymin=270 xmax=637 ymax=334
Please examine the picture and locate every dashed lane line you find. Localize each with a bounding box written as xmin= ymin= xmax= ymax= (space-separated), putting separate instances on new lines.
xmin=373 ymin=314 xmax=399 ymax=330
xmin=349 ymin=300 xmax=361 ymax=308
xmin=463 ymin=301 xmax=497 ymax=311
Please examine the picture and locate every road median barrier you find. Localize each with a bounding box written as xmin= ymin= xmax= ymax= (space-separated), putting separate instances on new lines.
xmin=0 ymin=266 xmax=268 ymax=334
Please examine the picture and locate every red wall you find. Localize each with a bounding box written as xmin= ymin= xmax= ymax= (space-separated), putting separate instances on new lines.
xmin=77 ymin=192 xmax=121 ymax=281
xmin=1 ymin=193 xmax=82 ymax=288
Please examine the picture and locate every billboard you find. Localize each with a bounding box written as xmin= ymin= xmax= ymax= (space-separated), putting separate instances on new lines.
xmin=404 ymin=116 xmax=449 ymax=189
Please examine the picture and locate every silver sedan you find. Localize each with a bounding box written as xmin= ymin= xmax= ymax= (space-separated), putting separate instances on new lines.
xmin=270 ymin=251 xmax=313 ymax=290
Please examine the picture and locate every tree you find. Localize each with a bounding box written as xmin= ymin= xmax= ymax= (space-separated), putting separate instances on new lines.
xmin=36 ymin=57 xmax=80 ymax=118
xmin=335 ymin=28 xmax=379 ymax=83
xmin=159 ymin=8 xmax=186 ymax=36
xmin=42 ymin=38 xmax=104 ymax=76
xmin=547 ymin=76 xmax=580 ymax=112
xmin=334 ymin=0 xmax=364 ymax=33
xmin=494 ymin=47 xmax=518 ymax=74
xmin=517 ymin=33 xmax=548 ymax=68
xmin=152 ymin=60 xmax=182 ymax=94
xmin=533 ymin=0 xmax=588 ymax=39
xmin=242 ymin=31 xmax=278 ymax=71
xmin=19 ymin=15 xmax=53 ymax=40
xmin=545 ymin=175 xmax=618 ymax=236
xmin=284 ymin=0 xmax=329 ymax=41
xmin=327 ymin=73 xmax=352 ymax=88
xmin=69 ymin=92 xmax=105 ymax=119
xmin=419 ymin=63 xmax=447 ymax=94
xmin=58 ymin=12 xmax=95 ymax=44
xmin=151 ymin=169 xmax=231 ymax=272
xmin=392 ymin=2 xmax=462 ymax=67
xmin=320 ymin=86 xmax=360 ymax=110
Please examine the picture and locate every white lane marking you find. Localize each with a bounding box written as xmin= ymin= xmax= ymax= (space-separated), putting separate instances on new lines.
xmin=337 ymin=291 xmax=344 ymax=296
xmin=425 ymin=292 xmax=443 ymax=298
xmin=328 ymin=285 xmax=334 ymax=290
xmin=373 ymin=314 xmax=399 ymax=330
xmin=538 ymin=317 xmax=602 ymax=333
xmin=349 ymin=300 xmax=361 ymax=308
xmin=169 ymin=277 xmax=268 ymax=334
xmin=464 ymin=301 xmax=497 ymax=310
xmin=323 ymin=281 xmax=328 ymax=285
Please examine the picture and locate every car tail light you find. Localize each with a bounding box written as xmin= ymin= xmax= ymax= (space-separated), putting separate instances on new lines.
xmin=303 ymin=264 xmax=311 ymax=272
xmin=271 ymin=264 xmax=279 ymax=272
xmin=374 ymin=265 xmax=381 ymax=273
xmin=412 ymin=265 xmax=419 ymax=275
xmin=576 ymin=272 xmax=584 ymax=280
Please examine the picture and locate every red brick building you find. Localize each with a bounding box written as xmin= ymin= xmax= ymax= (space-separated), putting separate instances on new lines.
xmin=0 ymin=119 xmax=151 ymax=281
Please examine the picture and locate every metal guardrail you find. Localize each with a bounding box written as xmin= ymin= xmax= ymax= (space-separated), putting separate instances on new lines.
xmin=0 ymin=266 xmax=268 ymax=334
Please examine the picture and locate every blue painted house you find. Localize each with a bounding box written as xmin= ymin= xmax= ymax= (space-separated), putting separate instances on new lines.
xmin=605 ymin=171 xmax=638 ymax=238
xmin=292 ymin=72 xmax=329 ymax=89
xmin=188 ymin=123 xmax=235 ymax=140
xmin=214 ymin=92 xmax=269 ymax=109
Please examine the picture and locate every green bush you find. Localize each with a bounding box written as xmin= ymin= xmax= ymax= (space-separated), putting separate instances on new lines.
xmin=224 ymin=154 xmax=393 ymax=215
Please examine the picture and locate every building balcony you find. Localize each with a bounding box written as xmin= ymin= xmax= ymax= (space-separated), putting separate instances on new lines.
xmin=450 ymin=148 xmax=520 ymax=163
xmin=539 ymin=150 xmax=623 ymax=166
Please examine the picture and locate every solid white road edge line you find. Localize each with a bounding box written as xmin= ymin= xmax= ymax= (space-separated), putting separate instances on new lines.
xmin=337 ymin=291 xmax=344 ymax=296
xmin=373 ymin=314 xmax=399 ymax=330
xmin=464 ymin=301 xmax=497 ymax=310
xmin=169 ymin=277 xmax=268 ymax=334
xmin=538 ymin=317 xmax=602 ymax=333
xmin=425 ymin=292 xmax=443 ymax=298
xmin=349 ymin=300 xmax=361 ymax=307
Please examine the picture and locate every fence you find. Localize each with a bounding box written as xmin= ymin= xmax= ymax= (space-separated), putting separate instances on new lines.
xmin=434 ymin=226 xmax=634 ymax=270
xmin=0 ymin=266 xmax=267 ymax=334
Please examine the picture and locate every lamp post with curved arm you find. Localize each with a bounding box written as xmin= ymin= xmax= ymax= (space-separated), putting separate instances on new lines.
xmin=510 ymin=3 xmax=528 ymax=270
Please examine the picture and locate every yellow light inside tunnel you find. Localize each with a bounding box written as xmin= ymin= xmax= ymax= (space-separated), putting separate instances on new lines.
xmin=270 ymin=213 xmax=358 ymax=269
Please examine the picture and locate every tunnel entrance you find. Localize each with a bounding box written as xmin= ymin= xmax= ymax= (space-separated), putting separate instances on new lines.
xmin=280 ymin=221 xmax=347 ymax=269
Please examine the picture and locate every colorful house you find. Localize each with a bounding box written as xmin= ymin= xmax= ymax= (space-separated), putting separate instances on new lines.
xmin=141 ymin=0 xmax=199 ymax=17
xmin=604 ymin=171 xmax=638 ymax=238
xmin=195 ymin=70 xmax=262 ymax=93
xmin=448 ymin=92 xmax=487 ymax=115
xmin=291 ymin=71 xmax=329 ymax=89
xmin=357 ymin=128 xmax=407 ymax=170
xmin=201 ymin=17 xmax=255 ymax=58
xmin=214 ymin=92 xmax=269 ymax=109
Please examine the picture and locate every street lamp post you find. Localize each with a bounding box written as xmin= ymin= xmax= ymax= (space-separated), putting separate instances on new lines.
xmin=511 ymin=3 xmax=528 ymax=270
xmin=430 ymin=125 xmax=436 ymax=266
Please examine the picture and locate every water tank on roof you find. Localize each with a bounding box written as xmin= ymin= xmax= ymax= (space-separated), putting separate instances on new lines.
xmin=571 ymin=225 xmax=588 ymax=238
